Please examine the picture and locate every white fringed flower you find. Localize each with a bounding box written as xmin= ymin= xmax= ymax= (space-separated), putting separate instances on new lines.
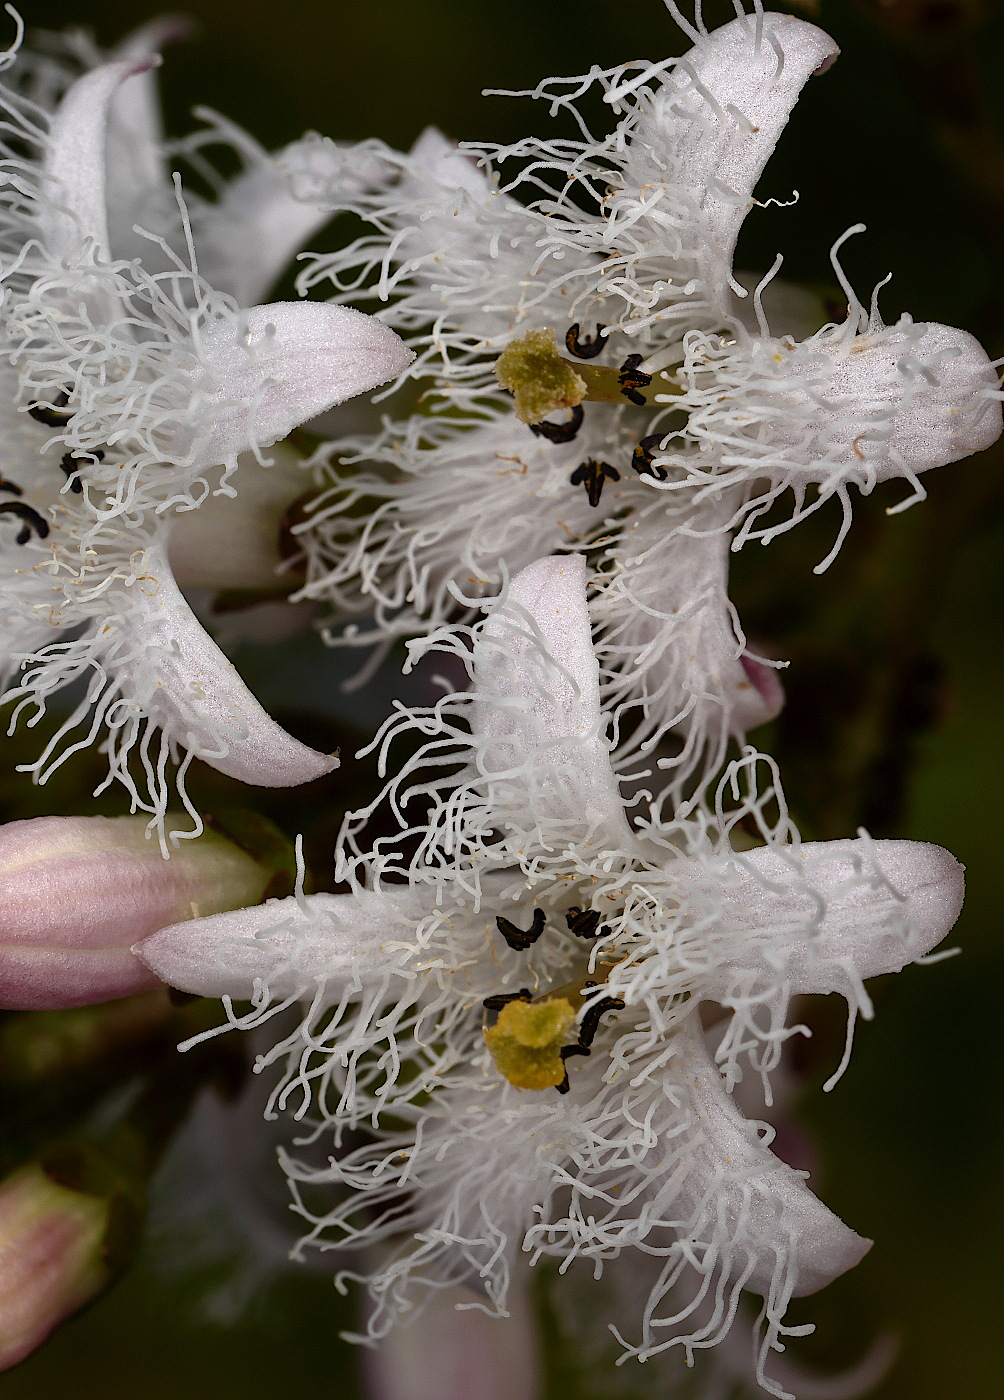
xmin=138 ymin=555 xmax=962 ymax=1396
xmin=289 ymin=4 xmax=1000 ymax=797
xmin=0 ymin=26 xmax=412 ymax=823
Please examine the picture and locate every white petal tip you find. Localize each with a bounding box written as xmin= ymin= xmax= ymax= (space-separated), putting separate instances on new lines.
xmin=792 ymin=1230 xmax=872 ymax=1298
xmin=134 ymin=912 xmax=260 ymax=999
xmin=878 ymin=839 xmax=965 ymax=954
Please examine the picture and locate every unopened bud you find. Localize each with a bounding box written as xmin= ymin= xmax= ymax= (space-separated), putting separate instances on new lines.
xmin=0 ymin=1149 xmax=140 ymax=1372
xmin=363 ymin=1277 xmax=540 ymax=1400
xmin=0 ymin=813 xmax=294 ymax=1010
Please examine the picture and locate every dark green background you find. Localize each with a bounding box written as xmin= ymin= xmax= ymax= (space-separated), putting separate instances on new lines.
xmin=1 ymin=2 xmax=1003 ymax=1396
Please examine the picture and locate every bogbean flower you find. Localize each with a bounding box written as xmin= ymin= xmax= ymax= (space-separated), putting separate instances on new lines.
xmin=287 ymin=3 xmax=1000 ymax=802
xmin=138 ymin=555 xmax=963 ymax=1395
xmin=0 ymin=20 xmax=412 ymax=824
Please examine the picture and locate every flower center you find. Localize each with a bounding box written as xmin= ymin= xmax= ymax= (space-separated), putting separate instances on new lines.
xmin=484 ymin=904 xmax=626 ymax=1093
xmin=494 ymin=326 xmax=682 ymax=425
xmin=493 ymin=329 xmax=682 ymax=507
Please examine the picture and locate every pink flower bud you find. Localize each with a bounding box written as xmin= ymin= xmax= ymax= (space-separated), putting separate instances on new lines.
xmin=0 ymin=1163 xmax=112 ymax=1372
xmin=737 ymin=651 xmax=786 ymax=731
xmin=0 ymin=815 xmax=287 ymax=1010
xmin=363 ymin=1280 xmax=539 ymax=1400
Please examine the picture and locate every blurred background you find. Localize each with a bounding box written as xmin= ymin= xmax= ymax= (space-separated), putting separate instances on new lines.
xmin=1 ymin=1 xmax=1002 ymax=1396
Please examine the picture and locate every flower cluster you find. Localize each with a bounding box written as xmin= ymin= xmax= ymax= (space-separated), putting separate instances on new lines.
xmin=140 ymin=555 xmax=961 ymax=1392
xmin=0 ymin=13 xmax=411 ymax=829
xmin=287 ymin=8 xmax=1000 ymax=804
xmin=0 ymin=4 xmax=997 ymax=1397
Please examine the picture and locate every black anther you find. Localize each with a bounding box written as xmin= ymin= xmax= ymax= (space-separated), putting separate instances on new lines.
xmin=28 ymin=389 xmax=73 ymax=428
xmin=570 ymin=458 xmax=620 ymax=507
xmin=0 ymin=477 xmax=23 ymax=497
xmin=0 ymin=501 xmax=50 ymax=545
xmin=482 ymin=988 xmax=533 ymax=1012
xmin=529 ymin=404 xmax=584 ymax=445
xmin=565 ymin=322 xmax=607 ymax=360
xmin=59 ymin=448 xmax=103 ymax=495
xmin=631 ymin=433 xmax=669 ymax=481
xmin=564 ymin=906 xmax=607 ymax=940
xmin=553 ymin=996 xmax=624 ymax=1094
xmin=618 ymin=353 xmax=652 ymax=407
xmin=577 ymin=996 xmax=625 ymax=1051
xmin=495 ymin=908 xmax=547 ymax=952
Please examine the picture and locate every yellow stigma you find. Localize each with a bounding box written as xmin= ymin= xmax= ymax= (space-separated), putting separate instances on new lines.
xmin=494 ymin=330 xmax=586 ymax=425
xmin=484 ymin=996 xmax=577 ymax=1090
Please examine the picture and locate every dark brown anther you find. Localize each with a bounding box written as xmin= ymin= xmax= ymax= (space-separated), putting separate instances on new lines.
xmin=565 ymin=323 xmax=607 ymax=360
xmin=631 ymin=433 xmax=669 ymax=481
xmin=495 ymin=908 xmax=547 ymax=952
xmin=564 ymin=906 xmax=607 ymax=939
xmin=570 ymin=458 xmax=620 ymax=507
xmin=0 ymin=477 xmax=23 ymax=497
xmin=529 ymin=403 xmax=585 ymax=445
xmin=618 ymin=354 xmax=653 ymax=407
xmin=28 ymin=389 xmax=73 ymax=428
xmin=577 ymin=996 xmax=625 ymax=1050
xmin=0 ymin=501 xmax=50 ymax=545
xmin=482 ymin=988 xmax=533 ymax=1012
xmin=553 ymin=994 xmax=625 ymax=1093
xmin=59 ymin=449 xmax=103 ymax=495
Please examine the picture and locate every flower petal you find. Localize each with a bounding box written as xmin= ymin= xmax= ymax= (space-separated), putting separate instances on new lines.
xmin=181 ymin=302 xmax=414 ymax=466
xmin=406 ymin=126 xmax=490 ymax=200
xmin=473 ymin=554 xmax=631 ymax=842
xmin=103 ymin=19 xmax=193 ymax=264
xmin=704 ymin=838 xmax=964 ymax=999
xmin=44 ymin=59 xmax=156 ymax=260
xmin=195 ymin=135 xmax=385 ymax=307
xmin=676 ymin=1018 xmax=870 ymax=1298
xmin=810 ymin=321 xmax=1002 ymax=481
xmin=116 ymin=544 xmax=336 ymax=786
xmin=136 ymin=887 xmax=417 ymax=999
xmin=663 ymin=15 xmax=838 ymax=285
xmin=592 ymin=495 xmax=784 ymax=798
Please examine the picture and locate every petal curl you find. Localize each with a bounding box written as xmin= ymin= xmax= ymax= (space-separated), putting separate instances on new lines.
xmin=654 ymin=15 xmax=839 ymax=287
xmin=407 ymin=126 xmax=490 ymax=200
xmin=473 ymin=554 xmax=631 ymax=842
xmin=136 ymin=887 xmax=417 ymax=998
xmin=592 ymin=494 xmax=784 ymax=798
xmin=118 ymin=544 xmax=336 ymax=786
xmin=103 ymin=18 xmax=193 ymax=264
xmin=620 ymin=14 xmax=837 ymax=317
xmin=676 ymin=1018 xmax=870 ymax=1298
xmin=44 ymin=59 xmax=156 ymax=260
xmin=181 ymin=303 xmax=414 ymax=466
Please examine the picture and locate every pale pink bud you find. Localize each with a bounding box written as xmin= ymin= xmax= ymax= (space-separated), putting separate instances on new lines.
xmin=0 ymin=815 xmax=286 ymax=1010
xmin=0 ymin=1163 xmax=112 ymax=1371
xmin=736 ymin=652 xmax=786 ymax=733
xmin=363 ymin=1278 xmax=539 ymax=1400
